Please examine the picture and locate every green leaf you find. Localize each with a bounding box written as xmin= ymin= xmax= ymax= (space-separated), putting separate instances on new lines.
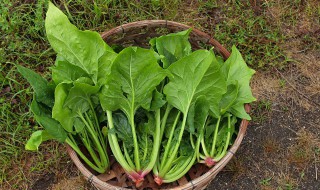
xmin=151 ymin=29 xmax=192 ymax=68
xmin=220 ymin=82 xmax=239 ymax=114
xmin=64 ymin=79 xmax=99 ymax=113
xmin=99 ymin=47 xmax=166 ymax=116
xmin=97 ymin=51 xmax=117 ymax=86
xmin=229 ymin=103 xmax=251 ymax=120
xmin=16 ymin=65 xmax=54 ymax=107
xmin=138 ymin=112 xmax=156 ymax=136
xmin=30 ymin=100 xmax=67 ymax=143
xmin=215 ymin=116 xmax=237 ymax=154
xmin=164 ymin=50 xmax=226 ymax=115
xmin=52 ymin=82 xmax=75 ymax=132
xmin=45 ymin=2 xmax=114 ymax=83
xmin=193 ymin=96 xmax=210 ymax=134
xmin=74 ymin=118 xmax=85 ymax=132
xmin=112 ymin=112 xmax=133 ymax=148
xmin=150 ymin=90 xmax=166 ymax=111
xmin=102 ymin=126 xmax=108 ymax=137
xmin=186 ymin=96 xmax=210 ymax=135
xmin=25 ymin=130 xmax=53 ymax=151
xmin=51 ymin=55 xmax=89 ymax=85
xmin=205 ymin=124 xmax=215 ymax=141
xmin=179 ymin=138 xmax=194 ymax=156
xmin=220 ymin=46 xmax=256 ymax=104
xmin=220 ymin=46 xmax=256 ymax=120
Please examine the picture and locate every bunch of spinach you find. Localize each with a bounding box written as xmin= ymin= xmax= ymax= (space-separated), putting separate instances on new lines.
xmin=149 ymin=32 xmax=255 ymax=184
xmin=19 ymin=2 xmax=255 ymax=186
xmin=18 ymin=2 xmax=115 ymax=173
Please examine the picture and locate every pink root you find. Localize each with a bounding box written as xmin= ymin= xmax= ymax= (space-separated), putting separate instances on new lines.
xmin=204 ymin=157 xmax=216 ymax=167
xmin=127 ymin=172 xmax=144 ymax=187
xmin=154 ymin=175 xmax=163 ymax=185
xmin=135 ymin=177 xmax=144 ymax=187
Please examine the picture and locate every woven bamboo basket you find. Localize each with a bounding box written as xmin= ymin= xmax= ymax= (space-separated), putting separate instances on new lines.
xmin=66 ymin=20 xmax=251 ymax=190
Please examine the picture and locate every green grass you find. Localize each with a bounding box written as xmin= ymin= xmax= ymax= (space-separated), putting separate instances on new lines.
xmin=0 ymin=0 xmax=319 ymax=189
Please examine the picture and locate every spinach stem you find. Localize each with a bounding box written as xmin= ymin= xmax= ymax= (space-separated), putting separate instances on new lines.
xmin=214 ymin=115 xmax=232 ymax=161
xmin=80 ymin=112 xmax=108 ymax=167
xmin=163 ymin=153 xmax=196 ymax=183
xmin=196 ymin=116 xmax=207 ymax=161
xmin=201 ymin=138 xmax=209 ymax=156
xmin=160 ymin=104 xmax=172 ymax=140
xmin=89 ymin=100 xmax=107 ymax=154
xmin=160 ymin=111 xmax=180 ymax=170
xmin=200 ymin=154 xmax=206 ymax=159
xmin=210 ymin=116 xmax=221 ymax=157
xmin=163 ymin=120 xmax=203 ymax=181
xmin=142 ymin=135 xmax=148 ymax=161
xmin=190 ymin=133 xmax=195 ymax=149
xmin=159 ymin=113 xmax=187 ymax=177
xmin=78 ymin=130 xmax=101 ymax=167
xmin=66 ymin=137 xmax=105 ymax=173
xmin=106 ymin=111 xmax=136 ymax=173
xmin=129 ymin=110 xmax=140 ymax=171
xmin=123 ymin=142 xmax=135 ymax=169
xmin=142 ymin=109 xmax=161 ymax=176
xmin=163 ymin=154 xmax=194 ymax=180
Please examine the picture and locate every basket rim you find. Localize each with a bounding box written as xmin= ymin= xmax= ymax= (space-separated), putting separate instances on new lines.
xmin=66 ymin=19 xmax=251 ymax=190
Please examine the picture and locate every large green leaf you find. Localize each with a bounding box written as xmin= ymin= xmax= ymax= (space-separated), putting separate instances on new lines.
xmin=99 ymin=47 xmax=166 ymax=116
xmin=163 ymin=50 xmax=226 ymax=115
xmin=16 ymin=65 xmax=54 ymax=107
xmin=52 ymin=82 xmax=75 ymax=132
xmin=150 ymin=29 xmax=192 ymax=68
xmin=30 ymin=100 xmax=67 ymax=143
xmin=220 ymin=46 xmax=256 ymax=119
xmin=45 ymin=2 xmax=114 ymax=83
xmin=220 ymin=46 xmax=255 ymax=103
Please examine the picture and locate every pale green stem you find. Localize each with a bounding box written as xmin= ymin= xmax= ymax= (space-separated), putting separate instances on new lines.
xmin=210 ymin=116 xmax=221 ymax=157
xmin=66 ymin=137 xmax=105 ymax=173
xmin=160 ymin=111 xmax=181 ymax=170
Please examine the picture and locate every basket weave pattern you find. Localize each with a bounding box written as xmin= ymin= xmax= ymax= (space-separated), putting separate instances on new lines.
xmin=66 ymin=20 xmax=250 ymax=190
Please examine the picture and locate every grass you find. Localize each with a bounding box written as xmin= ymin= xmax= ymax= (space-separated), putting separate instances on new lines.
xmin=0 ymin=0 xmax=319 ymax=189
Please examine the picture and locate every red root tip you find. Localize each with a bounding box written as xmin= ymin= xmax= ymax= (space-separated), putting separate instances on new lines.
xmin=135 ymin=177 xmax=144 ymax=187
xmin=205 ymin=157 xmax=216 ymax=167
xmin=154 ymin=176 xmax=163 ymax=185
xmin=127 ymin=173 xmax=144 ymax=187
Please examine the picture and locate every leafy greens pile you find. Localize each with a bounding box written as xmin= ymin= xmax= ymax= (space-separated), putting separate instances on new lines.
xmin=18 ymin=2 xmax=255 ymax=187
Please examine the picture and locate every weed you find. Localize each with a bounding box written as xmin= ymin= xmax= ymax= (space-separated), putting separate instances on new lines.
xmin=262 ymin=138 xmax=281 ymax=154
xmin=276 ymin=172 xmax=298 ymax=190
xmin=260 ymin=177 xmax=272 ymax=186
xmin=279 ymin=79 xmax=286 ymax=88
xmin=251 ymin=99 xmax=272 ymax=123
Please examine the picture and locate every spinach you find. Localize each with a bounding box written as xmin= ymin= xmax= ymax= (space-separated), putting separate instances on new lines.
xmin=99 ymin=46 xmax=166 ymax=186
xmin=19 ymin=2 xmax=114 ymax=174
xmin=195 ymin=46 xmax=256 ymax=168
xmin=152 ymin=48 xmax=227 ymax=184
xmin=19 ymin=2 xmax=256 ymax=186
